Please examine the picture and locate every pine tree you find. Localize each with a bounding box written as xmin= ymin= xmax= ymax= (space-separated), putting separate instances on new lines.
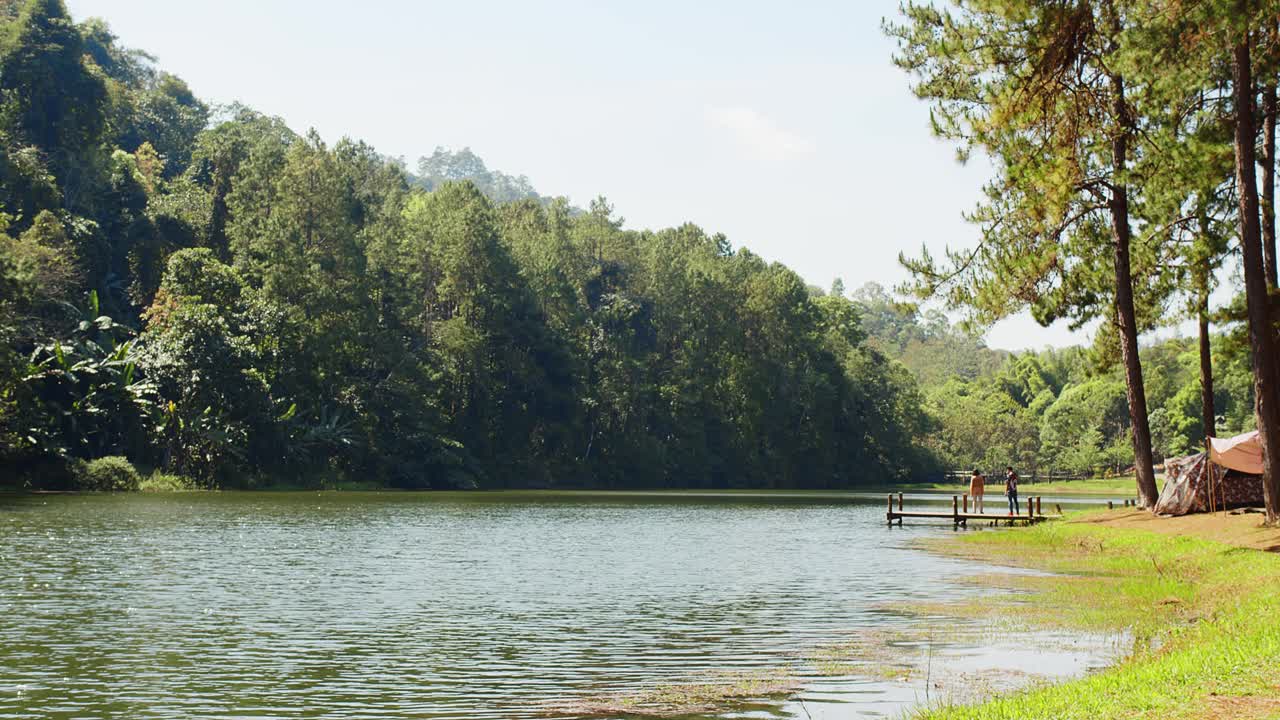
xmin=887 ymin=0 xmax=1163 ymax=506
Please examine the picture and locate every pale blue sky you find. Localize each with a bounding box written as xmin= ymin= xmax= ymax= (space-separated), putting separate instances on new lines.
xmin=67 ymin=0 xmax=1149 ymax=350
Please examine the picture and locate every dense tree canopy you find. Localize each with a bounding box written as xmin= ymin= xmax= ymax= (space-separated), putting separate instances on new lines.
xmin=0 ymin=1 xmax=939 ymax=489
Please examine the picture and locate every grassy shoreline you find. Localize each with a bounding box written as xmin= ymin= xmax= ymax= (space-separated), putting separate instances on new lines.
xmin=909 ymin=476 xmax=1138 ymax=496
xmin=910 ymin=510 xmax=1280 ymax=719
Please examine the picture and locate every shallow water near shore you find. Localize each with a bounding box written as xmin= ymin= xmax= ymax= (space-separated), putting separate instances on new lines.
xmin=0 ymin=490 xmax=1121 ymax=719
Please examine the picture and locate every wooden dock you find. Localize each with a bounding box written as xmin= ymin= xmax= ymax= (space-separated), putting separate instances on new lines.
xmin=886 ymin=493 xmax=1056 ymax=528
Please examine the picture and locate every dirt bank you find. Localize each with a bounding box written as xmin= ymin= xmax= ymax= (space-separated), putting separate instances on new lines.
xmin=1080 ymin=507 xmax=1280 ymax=552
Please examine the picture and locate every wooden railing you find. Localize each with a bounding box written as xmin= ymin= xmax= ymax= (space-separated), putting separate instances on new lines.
xmin=940 ymin=469 xmax=1093 ymax=484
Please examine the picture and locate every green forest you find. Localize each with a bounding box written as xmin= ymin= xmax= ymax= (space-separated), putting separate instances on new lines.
xmin=0 ymin=0 xmax=945 ymax=490
xmin=857 ymin=284 xmax=1257 ymax=477
xmin=0 ymin=0 xmax=1270 ymax=493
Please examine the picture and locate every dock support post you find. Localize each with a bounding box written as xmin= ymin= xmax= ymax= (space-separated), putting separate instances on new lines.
xmin=963 ymin=494 xmax=969 ymax=513
xmin=887 ymin=494 xmax=893 ymax=526
xmin=1108 ymin=500 xmax=1114 ymax=510
xmin=1036 ymin=496 xmax=1042 ymax=516
xmin=952 ymin=495 xmax=959 ymax=528
xmin=898 ymin=492 xmax=904 ymax=512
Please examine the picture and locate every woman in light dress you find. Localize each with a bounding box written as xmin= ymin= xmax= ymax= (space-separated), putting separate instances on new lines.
xmin=969 ymin=468 xmax=985 ymax=514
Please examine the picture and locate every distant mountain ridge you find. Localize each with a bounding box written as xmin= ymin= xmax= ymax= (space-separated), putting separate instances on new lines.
xmin=846 ymin=282 xmax=1008 ymax=386
xmin=409 ymin=147 xmax=563 ymax=207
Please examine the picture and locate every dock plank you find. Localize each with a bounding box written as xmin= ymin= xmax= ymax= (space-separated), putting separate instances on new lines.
xmin=890 ymin=511 xmax=1052 ymax=520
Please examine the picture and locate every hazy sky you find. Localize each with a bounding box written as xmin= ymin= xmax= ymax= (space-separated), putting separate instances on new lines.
xmin=67 ymin=0 xmax=1150 ymax=350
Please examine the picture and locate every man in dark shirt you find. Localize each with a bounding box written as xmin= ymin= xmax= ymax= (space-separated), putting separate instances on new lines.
xmin=1005 ymin=466 xmax=1019 ymax=515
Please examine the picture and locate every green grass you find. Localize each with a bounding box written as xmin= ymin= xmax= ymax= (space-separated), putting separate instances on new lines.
xmin=913 ymin=513 xmax=1280 ymax=719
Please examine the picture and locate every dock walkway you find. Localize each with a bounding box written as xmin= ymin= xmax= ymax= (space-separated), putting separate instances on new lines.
xmin=886 ymin=493 xmax=1055 ymax=528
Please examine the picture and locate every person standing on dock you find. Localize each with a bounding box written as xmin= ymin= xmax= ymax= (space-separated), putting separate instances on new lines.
xmin=1005 ymin=466 xmax=1019 ymax=515
xmin=969 ymin=469 xmax=985 ymax=513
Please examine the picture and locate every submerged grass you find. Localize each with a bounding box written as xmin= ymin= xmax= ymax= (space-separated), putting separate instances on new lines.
xmin=543 ymin=670 xmax=798 ymax=718
xmin=911 ymin=512 xmax=1280 ymax=719
xmin=806 ymin=629 xmax=919 ymax=679
xmin=545 ymin=509 xmax=1280 ymax=719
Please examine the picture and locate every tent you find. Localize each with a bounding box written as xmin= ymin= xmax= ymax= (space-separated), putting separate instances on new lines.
xmin=1209 ymin=431 xmax=1264 ymax=474
xmin=1154 ymin=431 xmax=1265 ymax=516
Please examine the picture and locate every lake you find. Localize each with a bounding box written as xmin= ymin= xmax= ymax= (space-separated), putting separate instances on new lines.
xmin=0 ymin=491 xmax=1120 ymax=719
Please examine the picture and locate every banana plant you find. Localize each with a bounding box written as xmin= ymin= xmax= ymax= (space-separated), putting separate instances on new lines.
xmin=20 ymin=291 xmax=156 ymax=459
xmin=278 ymin=401 xmax=356 ymax=468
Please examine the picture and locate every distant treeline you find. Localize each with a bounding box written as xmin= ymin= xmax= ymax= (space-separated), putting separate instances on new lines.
xmin=0 ymin=1 xmax=937 ymax=489
xmin=856 ymin=281 xmax=1256 ymax=476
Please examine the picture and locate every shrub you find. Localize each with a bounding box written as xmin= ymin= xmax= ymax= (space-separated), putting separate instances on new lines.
xmin=139 ymin=471 xmax=197 ymax=492
xmin=76 ymin=456 xmax=142 ymax=491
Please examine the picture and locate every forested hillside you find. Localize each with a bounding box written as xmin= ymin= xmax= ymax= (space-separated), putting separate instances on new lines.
xmin=0 ymin=1 xmax=938 ymax=490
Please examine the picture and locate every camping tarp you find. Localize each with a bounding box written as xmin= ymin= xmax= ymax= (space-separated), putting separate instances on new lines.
xmin=1155 ymin=448 xmax=1264 ymax=516
xmin=1156 ymin=453 xmax=1219 ymax=515
xmin=1209 ymin=430 xmax=1264 ymax=474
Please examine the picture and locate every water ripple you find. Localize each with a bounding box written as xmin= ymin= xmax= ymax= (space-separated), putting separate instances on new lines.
xmin=0 ymin=492 xmax=1106 ymax=719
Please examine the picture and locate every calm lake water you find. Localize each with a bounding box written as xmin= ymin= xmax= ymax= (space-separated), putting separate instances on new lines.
xmin=0 ymin=491 xmax=1118 ymax=719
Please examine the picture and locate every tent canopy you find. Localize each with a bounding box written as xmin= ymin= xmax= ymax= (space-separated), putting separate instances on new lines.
xmin=1209 ymin=430 xmax=1264 ymax=475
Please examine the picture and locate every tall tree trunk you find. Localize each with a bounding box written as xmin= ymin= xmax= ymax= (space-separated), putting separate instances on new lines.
xmin=1199 ymin=270 xmax=1217 ymax=511
xmin=1264 ymin=82 xmax=1277 ymax=288
xmin=1107 ymin=72 xmax=1160 ymax=508
xmin=1232 ymin=22 xmax=1280 ymax=524
xmin=209 ymin=170 xmax=232 ymax=261
xmin=1198 ymin=265 xmax=1219 ymax=513
xmin=1198 ymin=261 xmax=1216 ymax=440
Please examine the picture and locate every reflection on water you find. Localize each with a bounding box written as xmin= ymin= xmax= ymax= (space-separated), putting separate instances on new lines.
xmin=0 ymin=491 xmax=1116 ymax=719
